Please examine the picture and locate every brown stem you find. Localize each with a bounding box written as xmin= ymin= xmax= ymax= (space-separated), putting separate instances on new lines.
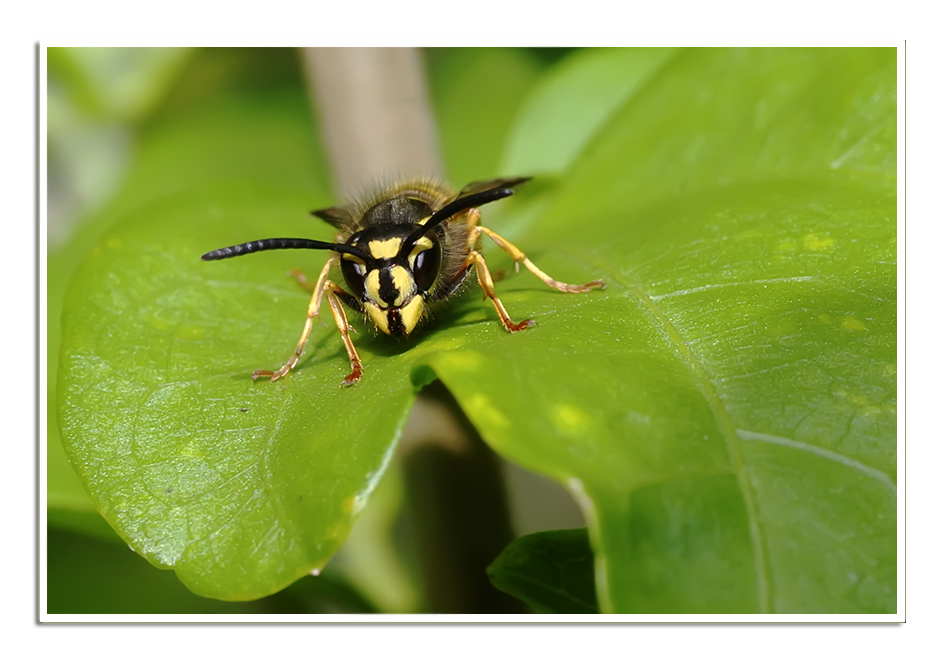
xmin=301 ymin=48 xmax=444 ymax=196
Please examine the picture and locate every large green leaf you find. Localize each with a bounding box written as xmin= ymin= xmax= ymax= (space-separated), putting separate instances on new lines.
xmin=57 ymin=47 xmax=896 ymax=611
xmin=438 ymin=47 xmax=896 ymax=613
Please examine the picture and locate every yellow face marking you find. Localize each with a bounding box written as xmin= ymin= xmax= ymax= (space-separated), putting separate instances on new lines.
xmin=389 ymin=265 xmax=414 ymax=307
xmin=364 ymin=301 xmax=390 ymax=334
xmin=399 ymin=295 xmax=425 ymax=334
xmin=407 ymin=236 xmax=434 ymax=264
xmin=364 ymin=270 xmax=382 ymax=306
xmin=367 ymin=237 xmax=403 ymax=260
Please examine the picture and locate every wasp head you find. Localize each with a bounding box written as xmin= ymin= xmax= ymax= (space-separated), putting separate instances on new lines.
xmin=340 ymin=225 xmax=442 ymax=336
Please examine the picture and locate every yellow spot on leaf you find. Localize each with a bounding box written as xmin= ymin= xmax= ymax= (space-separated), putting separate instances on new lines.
xmin=818 ymin=313 xmax=833 ymax=324
xmin=553 ymin=404 xmax=591 ymax=437
xmin=803 ymin=233 xmax=835 ymax=251
xmin=776 ymin=240 xmax=797 ymax=252
xmin=851 ymin=393 xmax=871 ymax=407
xmin=106 ymin=237 xmax=122 ymax=249
xmin=146 ymin=315 xmax=169 ymax=332
xmin=175 ymin=325 xmax=205 ymax=340
xmin=468 ymin=393 xmax=510 ymax=429
xmin=326 ymin=519 xmax=352 ymax=545
xmin=416 ymin=336 xmax=465 ymax=353
xmin=440 ymin=351 xmax=484 ymax=372
xmin=841 ymin=315 xmax=866 ymax=331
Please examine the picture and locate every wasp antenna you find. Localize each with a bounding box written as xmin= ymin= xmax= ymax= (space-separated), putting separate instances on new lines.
xmin=402 ymin=187 xmax=517 ymax=252
xmin=201 ymin=238 xmax=372 ymax=262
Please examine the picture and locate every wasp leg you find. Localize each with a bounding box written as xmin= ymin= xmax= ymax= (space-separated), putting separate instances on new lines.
xmin=475 ymin=226 xmax=607 ymax=293
xmin=253 ymin=257 xmax=364 ymax=384
xmin=324 ymin=280 xmax=364 ymax=386
xmin=288 ymin=268 xmax=316 ymax=292
xmin=464 ymin=208 xmax=483 ymax=251
xmin=458 ymin=250 xmax=535 ymax=332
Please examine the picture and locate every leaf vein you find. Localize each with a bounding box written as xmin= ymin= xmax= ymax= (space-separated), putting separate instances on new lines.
xmin=735 ymin=429 xmax=895 ymax=493
xmin=592 ymin=264 xmax=773 ymax=613
xmin=650 ymin=276 xmax=819 ymax=301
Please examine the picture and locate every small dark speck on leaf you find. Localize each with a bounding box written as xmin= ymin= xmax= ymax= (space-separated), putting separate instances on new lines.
xmin=298 ymin=495 xmax=303 ymax=502
xmin=165 ymin=488 xmax=173 ymax=494
xmin=240 ymin=408 xmax=248 ymax=412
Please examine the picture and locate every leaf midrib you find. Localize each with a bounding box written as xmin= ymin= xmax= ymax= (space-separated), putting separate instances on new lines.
xmin=581 ymin=256 xmax=773 ymax=613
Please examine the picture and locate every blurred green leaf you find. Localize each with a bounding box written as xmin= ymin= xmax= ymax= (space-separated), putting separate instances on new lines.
xmin=47 ymin=527 xmax=376 ymax=614
xmin=488 ymin=529 xmax=598 ymax=613
xmin=429 ymin=48 xmax=544 ymax=184
xmin=501 ymin=47 xmax=675 ymax=176
xmin=48 ymin=47 xmax=193 ymax=122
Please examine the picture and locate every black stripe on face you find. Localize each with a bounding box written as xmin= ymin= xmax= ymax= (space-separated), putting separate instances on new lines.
xmin=379 ymin=268 xmax=399 ymax=306
xmin=387 ymin=309 xmax=406 ymax=337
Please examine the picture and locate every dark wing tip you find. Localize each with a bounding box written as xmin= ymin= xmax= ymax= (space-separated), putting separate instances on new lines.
xmin=505 ymin=176 xmax=532 ymax=188
xmin=311 ymin=206 xmax=350 ymax=229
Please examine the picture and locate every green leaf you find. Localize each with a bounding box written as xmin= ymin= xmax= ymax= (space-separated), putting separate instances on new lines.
xmin=501 ymin=47 xmax=675 ymax=176
xmin=48 ymin=58 xmax=330 ymax=540
xmin=48 ymin=47 xmax=192 ymax=122
xmin=488 ymin=529 xmax=598 ymax=614
xmin=430 ymin=47 xmax=544 ymax=184
xmin=432 ymin=47 xmax=897 ymax=613
xmin=58 ymin=186 xmax=417 ymax=600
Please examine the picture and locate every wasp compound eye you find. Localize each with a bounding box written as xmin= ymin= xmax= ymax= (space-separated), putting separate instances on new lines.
xmin=340 ymin=258 xmax=366 ymax=297
xmin=412 ymin=241 xmax=442 ymax=294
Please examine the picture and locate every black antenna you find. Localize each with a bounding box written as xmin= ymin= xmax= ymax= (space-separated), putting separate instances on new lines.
xmin=201 ymin=238 xmax=373 ymax=263
xmin=400 ymin=187 xmax=517 ymax=257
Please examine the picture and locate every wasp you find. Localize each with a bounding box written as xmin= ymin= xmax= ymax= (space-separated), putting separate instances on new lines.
xmin=201 ymin=177 xmax=605 ymax=386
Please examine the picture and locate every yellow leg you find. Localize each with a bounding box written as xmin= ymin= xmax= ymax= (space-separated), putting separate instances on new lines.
xmin=465 ymin=209 xmax=482 ymax=252
xmin=459 ymin=250 xmax=535 ymax=333
xmin=324 ymin=281 xmax=365 ymax=386
xmin=475 ymin=226 xmax=606 ymax=293
xmin=253 ymin=257 xmax=364 ymax=385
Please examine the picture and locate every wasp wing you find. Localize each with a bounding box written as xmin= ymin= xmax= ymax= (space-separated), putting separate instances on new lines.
xmin=310 ymin=206 xmax=352 ymax=229
xmin=454 ymin=177 xmax=531 ymax=200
